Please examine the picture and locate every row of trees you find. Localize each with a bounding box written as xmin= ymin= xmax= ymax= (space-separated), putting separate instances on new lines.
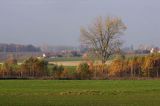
xmin=0 ymin=43 xmax=41 ymax=52
xmin=75 ymin=53 xmax=160 ymax=79
xmin=0 ymin=53 xmax=160 ymax=79
xmin=0 ymin=57 xmax=70 ymax=79
xmin=0 ymin=57 xmax=48 ymax=78
xmin=53 ymin=53 xmax=160 ymax=80
xmin=108 ymin=54 xmax=160 ymax=78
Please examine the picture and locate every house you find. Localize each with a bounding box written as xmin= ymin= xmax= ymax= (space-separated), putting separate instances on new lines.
xmin=150 ymin=47 xmax=160 ymax=54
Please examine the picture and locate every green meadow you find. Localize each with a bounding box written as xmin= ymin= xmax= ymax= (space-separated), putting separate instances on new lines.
xmin=0 ymin=80 xmax=160 ymax=106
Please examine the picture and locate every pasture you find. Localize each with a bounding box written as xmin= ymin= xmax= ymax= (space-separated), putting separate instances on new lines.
xmin=0 ymin=80 xmax=160 ymax=106
xmin=48 ymin=57 xmax=83 ymax=62
xmin=49 ymin=61 xmax=83 ymax=66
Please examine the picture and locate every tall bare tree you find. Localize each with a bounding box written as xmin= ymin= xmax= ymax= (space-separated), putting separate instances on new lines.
xmin=80 ymin=16 xmax=127 ymax=64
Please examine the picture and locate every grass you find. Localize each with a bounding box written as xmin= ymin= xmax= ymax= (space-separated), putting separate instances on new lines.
xmin=47 ymin=57 xmax=83 ymax=62
xmin=0 ymin=80 xmax=160 ymax=106
xmin=46 ymin=54 xmax=142 ymax=66
xmin=48 ymin=65 xmax=76 ymax=71
xmin=64 ymin=66 xmax=77 ymax=71
xmin=49 ymin=61 xmax=83 ymax=66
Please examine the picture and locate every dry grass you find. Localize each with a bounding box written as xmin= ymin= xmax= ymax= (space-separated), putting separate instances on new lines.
xmin=49 ymin=61 xmax=85 ymax=66
xmin=49 ymin=60 xmax=112 ymax=66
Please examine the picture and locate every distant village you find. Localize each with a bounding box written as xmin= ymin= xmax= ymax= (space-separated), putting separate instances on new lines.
xmin=39 ymin=44 xmax=160 ymax=59
xmin=0 ymin=43 xmax=159 ymax=61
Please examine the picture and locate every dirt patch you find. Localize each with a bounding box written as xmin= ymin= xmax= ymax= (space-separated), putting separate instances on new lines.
xmin=59 ymin=90 xmax=104 ymax=96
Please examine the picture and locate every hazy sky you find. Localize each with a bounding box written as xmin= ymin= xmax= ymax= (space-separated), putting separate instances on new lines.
xmin=0 ymin=0 xmax=160 ymax=48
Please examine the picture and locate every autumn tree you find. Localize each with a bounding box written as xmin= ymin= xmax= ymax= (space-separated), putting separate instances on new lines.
xmin=80 ymin=16 xmax=127 ymax=64
xmin=21 ymin=57 xmax=48 ymax=77
xmin=108 ymin=59 xmax=125 ymax=77
xmin=142 ymin=54 xmax=160 ymax=77
xmin=92 ymin=64 xmax=109 ymax=79
xmin=0 ymin=56 xmax=18 ymax=78
xmin=128 ymin=56 xmax=144 ymax=77
xmin=51 ymin=64 xmax=64 ymax=79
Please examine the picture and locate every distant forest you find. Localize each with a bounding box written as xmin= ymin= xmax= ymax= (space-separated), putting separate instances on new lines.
xmin=0 ymin=43 xmax=41 ymax=52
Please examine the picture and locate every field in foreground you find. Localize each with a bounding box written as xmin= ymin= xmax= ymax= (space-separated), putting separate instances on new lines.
xmin=0 ymin=80 xmax=160 ymax=106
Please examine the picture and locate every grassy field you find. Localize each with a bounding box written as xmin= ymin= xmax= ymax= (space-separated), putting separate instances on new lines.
xmin=49 ymin=61 xmax=84 ymax=66
xmin=64 ymin=66 xmax=77 ymax=71
xmin=0 ymin=80 xmax=160 ymax=106
xmin=47 ymin=57 xmax=83 ymax=62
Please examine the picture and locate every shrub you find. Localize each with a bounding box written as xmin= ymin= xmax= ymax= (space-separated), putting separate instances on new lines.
xmin=92 ymin=64 xmax=108 ymax=79
xmin=77 ymin=62 xmax=91 ymax=79
xmin=142 ymin=54 xmax=160 ymax=77
xmin=20 ymin=57 xmax=48 ymax=77
xmin=51 ymin=64 xmax=64 ymax=79
xmin=61 ymin=69 xmax=77 ymax=79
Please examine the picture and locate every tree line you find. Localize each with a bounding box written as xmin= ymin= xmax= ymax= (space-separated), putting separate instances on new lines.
xmin=0 ymin=43 xmax=41 ymax=52
xmin=0 ymin=53 xmax=160 ymax=79
xmin=61 ymin=53 xmax=160 ymax=79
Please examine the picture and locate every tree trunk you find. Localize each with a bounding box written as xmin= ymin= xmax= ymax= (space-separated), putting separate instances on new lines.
xmin=157 ymin=69 xmax=159 ymax=78
xmin=138 ymin=69 xmax=141 ymax=77
xmin=131 ymin=64 xmax=133 ymax=77
xmin=148 ymin=70 xmax=150 ymax=78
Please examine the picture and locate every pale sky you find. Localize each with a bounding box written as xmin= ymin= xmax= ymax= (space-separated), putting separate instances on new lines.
xmin=0 ymin=0 xmax=160 ymax=48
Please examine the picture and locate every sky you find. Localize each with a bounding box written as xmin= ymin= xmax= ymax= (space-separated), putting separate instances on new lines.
xmin=0 ymin=0 xmax=160 ymax=48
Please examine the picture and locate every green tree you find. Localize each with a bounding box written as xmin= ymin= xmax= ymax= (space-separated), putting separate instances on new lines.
xmin=21 ymin=57 xmax=48 ymax=77
xmin=77 ymin=62 xmax=91 ymax=79
xmin=51 ymin=64 xmax=64 ymax=79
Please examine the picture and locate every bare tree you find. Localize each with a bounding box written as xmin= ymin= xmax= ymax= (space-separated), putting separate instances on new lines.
xmin=80 ymin=16 xmax=127 ymax=64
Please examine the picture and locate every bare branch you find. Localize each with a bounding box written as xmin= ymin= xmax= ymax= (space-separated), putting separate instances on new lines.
xmin=80 ymin=16 xmax=127 ymax=64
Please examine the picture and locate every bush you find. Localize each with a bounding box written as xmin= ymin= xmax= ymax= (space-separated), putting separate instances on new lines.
xmin=61 ymin=69 xmax=77 ymax=79
xmin=20 ymin=57 xmax=48 ymax=77
xmin=92 ymin=64 xmax=108 ymax=79
xmin=142 ymin=54 xmax=160 ymax=77
xmin=108 ymin=59 xmax=126 ymax=77
xmin=77 ymin=62 xmax=91 ymax=79
xmin=0 ymin=57 xmax=19 ymax=78
xmin=50 ymin=64 xmax=64 ymax=79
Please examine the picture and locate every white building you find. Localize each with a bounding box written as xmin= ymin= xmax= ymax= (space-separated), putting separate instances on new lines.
xmin=150 ymin=48 xmax=155 ymax=54
xmin=43 ymin=53 xmax=46 ymax=58
xmin=150 ymin=48 xmax=160 ymax=54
